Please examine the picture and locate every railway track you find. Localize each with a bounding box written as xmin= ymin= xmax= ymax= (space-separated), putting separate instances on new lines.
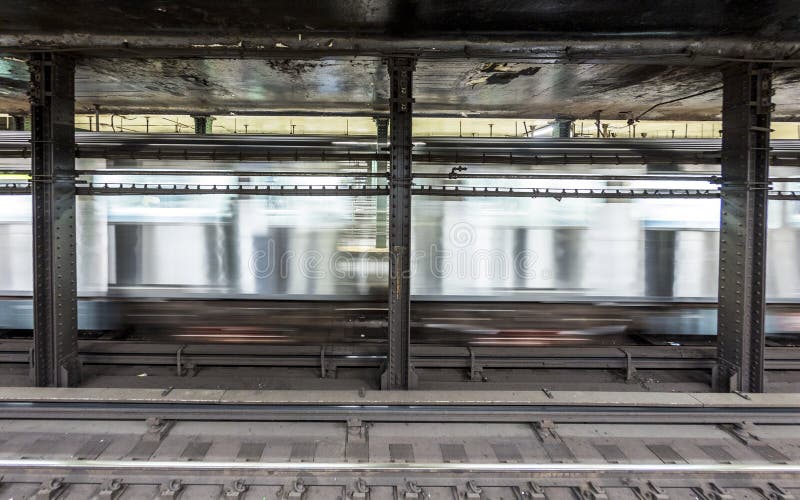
xmin=0 ymin=388 xmax=797 ymax=498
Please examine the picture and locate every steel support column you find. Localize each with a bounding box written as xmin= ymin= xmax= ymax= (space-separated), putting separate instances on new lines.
xmin=10 ymin=114 xmax=27 ymax=131
xmin=382 ymin=56 xmax=416 ymax=390
xmin=715 ymin=63 xmax=773 ymax=393
xmin=29 ymin=53 xmax=80 ymax=387
xmin=374 ymin=117 xmax=389 ymax=249
xmin=192 ymin=115 xmax=213 ymax=134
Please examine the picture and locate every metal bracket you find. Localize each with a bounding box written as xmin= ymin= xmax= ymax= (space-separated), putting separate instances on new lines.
xmin=321 ymin=346 xmax=337 ymax=379
xmin=448 ymin=166 xmax=467 ymax=179
xmin=619 ymin=348 xmax=637 ymax=381
xmin=222 ymin=479 xmax=248 ymax=499
xmin=753 ymin=67 xmax=773 ymax=114
xmin=532 ymin=420 xmax=561 ymax=443
xmin=401 ymin=481 xmax=423 ymax=499
xmin=176 ymin=346 xmax=196 ymax=377
xmin=577 ymin=482 xmax=609 ymax=500
xmin=469 ymin=347 xmax=485 ymax=382
xmin=158 ymin=479 xmax=183 ymax=499
xmin=350 ymin=478 xmax=370 ymax=500
xmin=285 ymin=479 xmax=307 ymax=499
xmin=380 ymin=363 xmax=419 ymax=390
xmin=94 ymin=479 xmax=125 ymax=499
xmin=694 ymin=483 xmax=734 ymax=500
xmin=33 ymin=478 xmax=64 ymax=500
xmin=144 ymin=416 xmax=174 ymax=442
xmin=348 ymin=417 xmax=364 ymax=431
xmin=756 ymin=483 xmax=796 ymax=500
xmin=632 ymin=480 xmax=669 ymax=500
xmin=347 ymin=417 xmax=368 ymax=442
xmin=720 ymin=421 xmax=760 ymax=445
xmin=512 ymin=482 xmax=546 ymax=500
xmin=465 ymin=480 xmax=484 ymax=499
xmin=346 ymin=417 xmax=370 ymax=463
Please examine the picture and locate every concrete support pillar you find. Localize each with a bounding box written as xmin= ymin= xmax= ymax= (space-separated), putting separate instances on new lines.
xmin=715 ymin=63 xmax=773 ymax=393
xmin=29 ymin=53 xmax=80 ymax=387
xmin=382 ymin=56 xmax=416 ymax=390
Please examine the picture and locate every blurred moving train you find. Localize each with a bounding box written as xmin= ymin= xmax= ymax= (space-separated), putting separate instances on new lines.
xmin=1 ymin=134 xmax=800 ymax=344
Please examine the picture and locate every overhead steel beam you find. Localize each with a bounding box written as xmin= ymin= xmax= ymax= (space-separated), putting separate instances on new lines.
xmin=6 ymin=184 xmax=800 ymax=200
xmin=4 ymin=134 xmax=800 ymax=168
xmin=412 ymin=186 xmax=722 ymax=199
xmin=383 ymin=56 xmax=416 ymax=390
xmin=715 ymin=63 xmax=773 ymax=393
xmin=29 ymin=53 xmax=81 ymax=387
xmin=76 ymin=183 xmax=387 ymax=196
xmin=1 ymin=35 xmax=799 ymax=65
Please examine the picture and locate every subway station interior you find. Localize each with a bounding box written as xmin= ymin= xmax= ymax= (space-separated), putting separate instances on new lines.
xmin=2 ymin=1 xmax=800 ymax=498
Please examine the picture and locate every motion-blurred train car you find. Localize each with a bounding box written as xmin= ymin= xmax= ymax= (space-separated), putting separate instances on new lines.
xmin=1 ymin=147 xmax=800 ymax=342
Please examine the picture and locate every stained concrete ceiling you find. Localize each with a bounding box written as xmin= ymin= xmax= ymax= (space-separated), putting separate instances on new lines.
xmin=0 ymin=1 xmax=799 ymax=120
xmin=0 ymin=1 xmax=798 ymax=39
xmin=0 ymin=57 xmax=799 ymax=120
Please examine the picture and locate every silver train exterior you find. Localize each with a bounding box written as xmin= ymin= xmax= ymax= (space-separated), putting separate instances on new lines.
xmin=1 ymin=136 xmax=799 ymax=338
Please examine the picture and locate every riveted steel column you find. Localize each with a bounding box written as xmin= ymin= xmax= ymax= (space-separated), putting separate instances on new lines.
xmin=192 ymin=115 xmax=213 ymax=134
xmin=29 ymin=53 xmax=81 ymax=387
xmin=374 ymin=117 xmax=389 ymax=249
xmin=10 ymin=114 xmax=27 ymax=131
xmin=715 ymin=63 xmax=772 ymax=393
xmin=382 ymin=56 xmax=416 ymax=390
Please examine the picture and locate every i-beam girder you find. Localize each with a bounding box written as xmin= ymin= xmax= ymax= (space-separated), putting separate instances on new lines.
xmin=715 ymin=63 xmax=773 ymax=393
xmin=383 ymin=56 xmax=416 ymax=390
xmin=29 ymin=53 xmax=81 ymax=387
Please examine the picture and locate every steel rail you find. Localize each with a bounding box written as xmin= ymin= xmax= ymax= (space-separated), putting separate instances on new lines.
xmin=0 ymin=458 xmax=797 ymax=474
xmin=0 ymin=401 xmax=799 ymax=424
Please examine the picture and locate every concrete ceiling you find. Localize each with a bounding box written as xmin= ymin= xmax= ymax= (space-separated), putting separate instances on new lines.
xmin=1 ymin=57 xmax=800 ymax=120
xmin=0 ymin=1 xmax=798 ymax=40
xmin=0 ymin=1 xmax=799 ymax=120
